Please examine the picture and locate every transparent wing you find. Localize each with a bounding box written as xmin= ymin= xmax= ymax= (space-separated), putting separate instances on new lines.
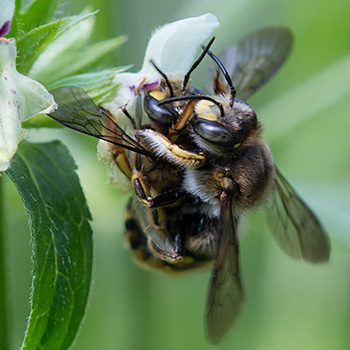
xmin=48 ymin=86 xmax=151 ymax=156
xmin=267 ymin=168 xmax=330 ymax=262
xmin=205 ymin=194 xmax=244 ymax=344
xmin=208 ymin=27 xmax=293 ymax=100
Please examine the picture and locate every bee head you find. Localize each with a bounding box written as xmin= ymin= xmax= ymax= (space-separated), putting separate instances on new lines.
xmin=184 ymin=44 xmax=260 ymax=156
xmin=190 ymin=96 xmax=258 ymax=156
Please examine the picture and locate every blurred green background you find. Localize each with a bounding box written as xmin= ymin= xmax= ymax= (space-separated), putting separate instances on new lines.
xmin=3 ymin=0 xmax=350 ymax=349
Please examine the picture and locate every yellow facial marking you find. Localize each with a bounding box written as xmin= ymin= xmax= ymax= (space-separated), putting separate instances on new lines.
xmin=196 ymin=113 xmax=218 ymax=122
xmin=150 ymin=90 xmax=167 ymax=101
xmin=195 ymin=100 xmax=218 ymax=121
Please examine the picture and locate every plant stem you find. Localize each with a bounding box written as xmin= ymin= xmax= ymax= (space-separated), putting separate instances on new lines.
xmin=0 ymin=174 xmax=9 ymax=350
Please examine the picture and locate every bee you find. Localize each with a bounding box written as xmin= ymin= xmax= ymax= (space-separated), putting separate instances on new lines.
xmin=48 ymin=27 xmax=330 ymax=344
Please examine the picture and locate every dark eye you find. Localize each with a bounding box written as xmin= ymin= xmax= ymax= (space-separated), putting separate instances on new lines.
xmin=193 ymin=118 xmax=236 ymax=146
xmin=144 ymin=95 xmax=175 ymax=125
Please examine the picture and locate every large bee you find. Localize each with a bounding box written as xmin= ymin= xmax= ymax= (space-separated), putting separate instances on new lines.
xmin=48 ymin=27 xmax=330 ymax=344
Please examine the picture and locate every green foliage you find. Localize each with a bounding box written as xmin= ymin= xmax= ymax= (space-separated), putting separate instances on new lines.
xmin=48 ymin=67 xmax=128 ymax=102
xmin=15 ymin=12 xmax=97 ymax=74
xmin=2 ymin=0 xmax=350 ymax=349
xmin=37 ymin=35 xmax=128 ymax=89
xmin=6 ymin=141 xmax=93 ymax=350
xmin=8 ymin=0 xmax=126 ymax=103
xmin=2 ymin=0 xmax=126 ymax=348
xmin=13 ymin=0 xmax=60 ymax=33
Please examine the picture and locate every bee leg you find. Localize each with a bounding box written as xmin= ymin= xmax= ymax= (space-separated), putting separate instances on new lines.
xmin=131 ymin=171 xmax=176 ymax=230
xmin=131 ymin=171 xmax=152 ymax=206
xmin=110 ymin=147 xmax=132 ymax=179
xmin=148 ymin=190 xmax=184 ymax=208
xmin=131 ymin=164 xmax=183 ymax=207
xmin=137 ymin=129 xmax=206 ymax=170
xmin=168 ymin=100 xmax=196 ymax=142
xmin=124 ymin=199 xmax=173 ymax=270
xmin=130 ymin=170 xmax=167 ymax=229
xmin=99 ymin=106 xmax=135 ymax=179
xmin=147 ymin=226 xmax=185 ymax=263
xmin=130 ymin=170 xmax=188 ymax=261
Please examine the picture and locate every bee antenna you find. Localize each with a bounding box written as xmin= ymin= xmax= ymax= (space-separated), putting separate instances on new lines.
xmin=150 ymin=60 xmax=174 ymax=97
xmin=158 ymin=94 xmax=224 ymax=118
xmin=182 ymin=37 xmax=216 ymax=92
xmin=204 ymin=49 xmax=236 ymax=106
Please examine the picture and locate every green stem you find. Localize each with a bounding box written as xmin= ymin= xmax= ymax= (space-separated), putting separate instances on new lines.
xmin=0 ymin=174 xmax=10 ymax=350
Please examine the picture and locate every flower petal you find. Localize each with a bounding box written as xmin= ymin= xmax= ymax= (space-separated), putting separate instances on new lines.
xmin=0 ymin=0 xmax=14 ymax=37
xmin=0 ymin=38 xmax=57 ymax=171
xmin=110 ymin=13 xmax=219 ymax=112
xmin=142 ymin=13 xmax=219 ymax=78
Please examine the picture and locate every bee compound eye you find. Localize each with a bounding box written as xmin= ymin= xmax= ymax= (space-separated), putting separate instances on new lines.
xmin=144 ymin=95 xmax=176 ymax=126
xmin=193 ymin=118 xmax=235 ymax=146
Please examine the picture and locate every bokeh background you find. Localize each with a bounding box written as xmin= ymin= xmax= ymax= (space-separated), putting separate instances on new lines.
xmin=4 ymin=0 xmax=350 ymax=349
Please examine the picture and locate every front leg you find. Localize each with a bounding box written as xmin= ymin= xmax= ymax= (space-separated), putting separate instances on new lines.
xmin=137 ymin=129 xmax=206 ymax=170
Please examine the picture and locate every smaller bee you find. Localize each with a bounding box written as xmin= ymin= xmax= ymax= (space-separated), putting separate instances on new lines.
xmin=48 ymin=27 xmax=330 ymax=344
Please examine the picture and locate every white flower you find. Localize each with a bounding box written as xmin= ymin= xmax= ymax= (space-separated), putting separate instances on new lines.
xmin=0 ymin=4 xmax=57 ymax=172
xmin=107 ymin=13 xmax=219 ymax=113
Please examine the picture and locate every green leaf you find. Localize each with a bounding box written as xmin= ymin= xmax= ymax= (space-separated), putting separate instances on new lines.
xmin=6 ymin=140 xmax=93 ymax=350
xmin=15 ymin=20 xmax=63 ymax=74
xmin=16 ymin=11 xmax=98 ymax=74
xmin=29 ymin=32 xmax=127 ymax=86
xmin=47 ymin=67 xmax=129 ymax=102
xmin=47 ymin=35 xmax=128 ymax=79
xmin=15 ymin=0 xmax=60 ymax=32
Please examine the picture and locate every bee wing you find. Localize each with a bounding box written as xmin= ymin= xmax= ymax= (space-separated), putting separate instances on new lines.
xmin=205 ymin=194 xmax=244 ymax=344
xmin=211 ymin=27 xmax=293 ymax=100
xmin=267 ymin=168 xmax=330 ymax=262
xmin=48 ymin=86 xmax=151 ymax=156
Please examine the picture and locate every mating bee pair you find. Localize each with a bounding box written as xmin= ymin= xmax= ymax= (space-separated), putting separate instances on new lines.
xmin=48 ymin=27 xmax=330 ymax=344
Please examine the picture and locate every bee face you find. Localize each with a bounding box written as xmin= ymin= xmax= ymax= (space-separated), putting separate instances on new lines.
xmin=47 ymin=26 xmax=330 ymax=345
xmin=190 ymin=98 xmax=258 ymax=156
xmin=143 ymin=79 xmax=202 ymax=133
